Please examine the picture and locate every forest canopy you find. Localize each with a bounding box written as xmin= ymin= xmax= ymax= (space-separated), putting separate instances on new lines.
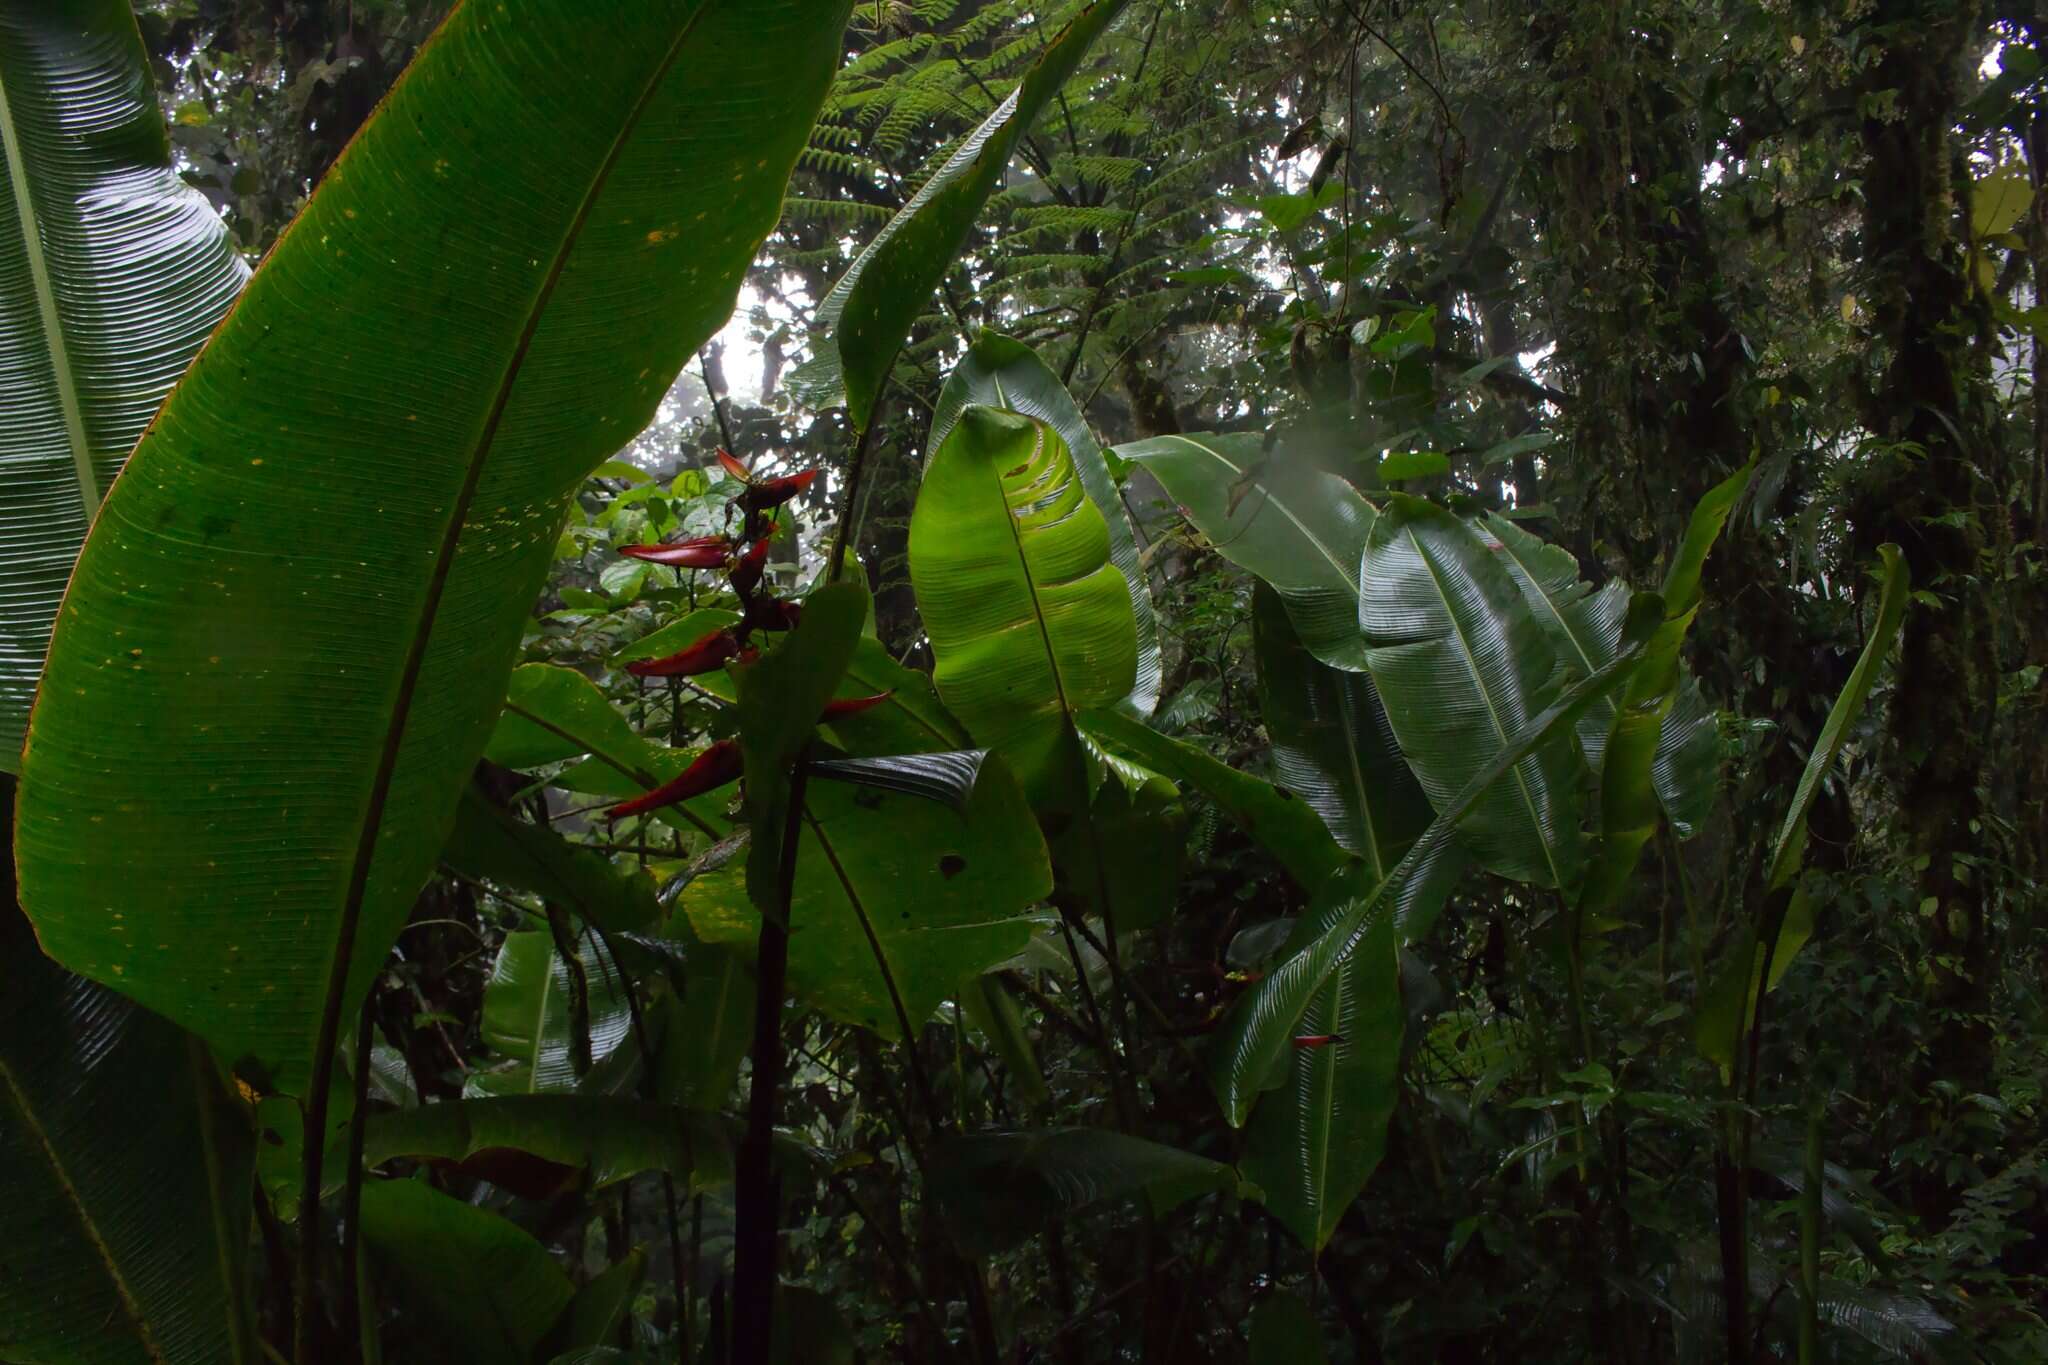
xmin=0 ymin=1 xmax=2042 ymax=1362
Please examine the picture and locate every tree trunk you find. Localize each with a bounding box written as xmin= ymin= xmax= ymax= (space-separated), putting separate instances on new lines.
xmin=1850 ymin=1 xmax=2002 ymax=1219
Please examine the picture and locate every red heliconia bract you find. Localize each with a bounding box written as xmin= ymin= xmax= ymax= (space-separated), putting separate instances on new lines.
xmin=716 ymin=448 xmax=752 ymax=483
xmin=619 ymin=536 xmax=731 ymax=568
xmin=728 ymin=535 xmax=774 ymax=597
xmin=625 ymin=628 xmax=740 ymax=678
xmin=607 ymin=739 xmax=743 ymax=820
xmin=744 ymin=596 xmax=802 ymax=632
xmin=1290 ymin=1033 xmax=1346 ymax=1050
xmin=821 ymin=691 xmax=893 ymax=719
xmin=739 ymin=467 xmax=820 ymax=512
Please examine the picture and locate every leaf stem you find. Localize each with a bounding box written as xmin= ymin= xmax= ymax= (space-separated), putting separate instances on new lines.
xmin=730 ymin=754 xmax=810 ymax=1362
xmin=827 ymin=402 xmax=885 ymax=583
xmin=338 ymin=997 xmax=376 ymax=1357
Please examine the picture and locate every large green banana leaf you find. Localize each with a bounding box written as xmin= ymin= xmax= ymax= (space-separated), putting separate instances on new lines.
xmin=1 ymin=795 xmax=255 ymax=1365
xmin=1242 ymin=869 xmax=1402 ymax=1253
xmin=1240 ymin=585 xmax=1450 ymax=1251
xmin=1250 ymin=583 xmax=1429 ymax=861
xmin=359 ymin=1179 xmax=573 ymax=1365
xmin=363 ymin=1094 xmax=733 ymax=1192
xmin=14 ymin=0 xmax=855 ymax=1096
xmin=931 ymin=331 xmax=1160 ymax=720
xmin=443 ymin=785 xmax=659 ymax=935
xmin=1047 ymin=772 xmax=1187 ymax=932
xmin=683 ymin=755 xmax=1053 ymax=1037
xmin=790 ymin=0 xmax=1132 ymax=429
xmin=543 ymin=1253 xmax=646 ymax=1363
xmin=1480 ymin=511 xmax=1722 ymax=841
xmin=1212 ymin=610 xmax=1656 ymax=1125
xmin=1358 ymin=496 xmax=1584 ymax=889
xmin=1077 ymin=708 xmax=1346 ymax=893
xmin=909 ymin=406 xmax=1137 ymax=816
xmin=733 ymin=581 xmax=865 ymax=921
xmin=1117 ymin=434 xmax=1378 ymax=671
xmin=1697 ymin=545 xmax=1907 ymax=1075
xmin=654 ymin=946 xmax=754 ymax=1110
xmin=0 ymin=0 xmax=246 ymax=771
xmin=467 ymin=929 xmax=635 ymax=1099
xmin=1570 ymin=462 xmax=1750 ymax=916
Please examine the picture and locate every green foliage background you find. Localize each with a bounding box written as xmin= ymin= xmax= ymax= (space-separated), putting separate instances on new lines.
xmin=0 ymin=0 xmax=2042 ymax=1361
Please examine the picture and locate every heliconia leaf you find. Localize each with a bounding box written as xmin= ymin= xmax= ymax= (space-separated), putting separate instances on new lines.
xmin=0 ymin=0 xmax=247 ymax=771
xmin=1764 ymin=544 xmax=1906 ymax=893
xmin=1242 ymin=586 xmax=1457 ymax=1251
xmin=654 ymin=946 xmax=754 ymax=1110
xmin=1475 ymin=515 xmax=1631 ymax=764
xmin=791 ymin=0 xmax=1133 ymax=429
xmin=467 ymin=930 xmax=634 ymax=1099
xmin=822 ymin=637 xmax=972 ymax=757
xmin=683 ymin=754 xmax=1052 ymax=1039
xmin=926 ymin=1127 xmax=1239 ymax=1256
xmin=1251 ymin=582 xmax=1429 ymax=868
xmin=733 ymin=581 xmax=866 ymax=915
xmin=1077 ymin=708 xmax=1347 ymax=893
xmin=806 ymin=749 xmax=990 ymax=812
xmin=1359 ymin=496 xmax=1584 ymax=888
xmin=14 ymin=0 xmax=858 ymax=1095
xmin=1118 ymin=434 xmax=1378 ymax=671
xmin=543 ymin=1251 xmax=646 ymax=1361
xmin=1696 ymin=545 xmax=1907 ymax=1076
xmin=1213 ymin=616 xmax=1655 ymax=1125
xmin=1242 ymin=871 xmax=1401 ymax=1252
xmin=443 ymin=785 xmax=658 ymax=935
xmin=1 ymin=863 xmax=256 ymax=1365
xmin=961 ymin=975 xmax=1050 ymax=1107
xmin=1480 ymin=511 xmax=1731 ymax=840
xmin=1047 ymin=773 xmax=1188 ymax=933
xmin=359 ymin=1179 xmax=573 ymax=1365
xmin=362 ymin=1095 xmax=732 ymax=1192
xmin=1573 ymin=462 xmax=1751 ymax=918
xmin=930 ymin=331 xmax=1161 ymax=721
xmin=910 ymin=406 xmax=1137 ymax=817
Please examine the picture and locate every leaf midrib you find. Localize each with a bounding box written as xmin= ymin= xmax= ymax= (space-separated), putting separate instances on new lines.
xmin=0 ymin=58 xmax=99 ymax=514
xmin=0 ymin=1054 xmax=167 ymax=1361
xmin=1403 ymin=522 xmax=1565 ymax=888
xmin=988 ymin=418 xmax=1081 ymax=725
xmin=528 ymin=948 xmax=557 ymax=1093
xmin=1489 ymin=527 xmax=1599 ymax=674
xmin=1153 ymin=435 xmax=1359 ymax=599
xmin=803 ymin=804 xmax=923 ymax=1043
xmin=315 ymin=3 xmax=713 ymax=1101
xmin=1308 ymin=963 xmax=1341 ymax=1248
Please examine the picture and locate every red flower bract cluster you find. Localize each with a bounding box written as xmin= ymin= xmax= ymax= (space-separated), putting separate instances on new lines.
xmin=605 ymin=449 xmax=823 ymax=820
xmin=607 ymin=739 xmax=744 ymax=820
